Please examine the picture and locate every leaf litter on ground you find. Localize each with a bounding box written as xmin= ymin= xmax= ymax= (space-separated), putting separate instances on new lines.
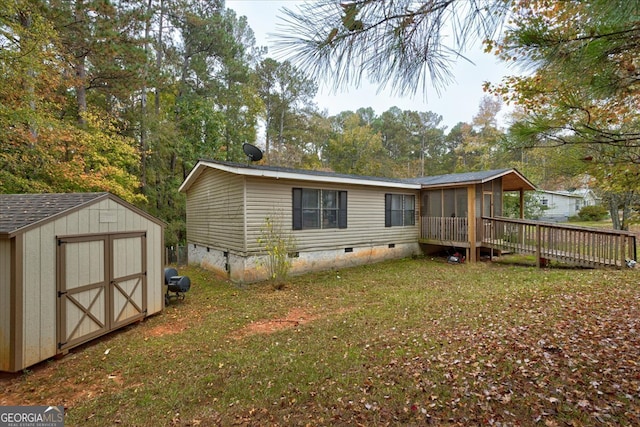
xmin=0 ymin=257 xmax=638 ymax=426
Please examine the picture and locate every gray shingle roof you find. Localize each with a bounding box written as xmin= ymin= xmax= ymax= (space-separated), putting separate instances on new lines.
xmin=408 ymin=169 xmax=512 ymax=186
xmin=183 ymin=160 xmax=536 ymax=193
xmin=0 ymin=192 xmax=107 ymax=235
xmin=199 ymin=159 xmax=411 ymax=185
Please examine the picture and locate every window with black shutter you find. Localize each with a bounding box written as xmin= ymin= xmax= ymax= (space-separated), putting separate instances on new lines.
xmin=385 ymin=194 xmax=416 ymax=227
xmin=293 ymin=188 xmax=347 ymax=230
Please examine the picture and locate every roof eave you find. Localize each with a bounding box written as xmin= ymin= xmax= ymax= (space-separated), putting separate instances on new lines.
xmin=180 ymin=161 xmax=421 ymax=191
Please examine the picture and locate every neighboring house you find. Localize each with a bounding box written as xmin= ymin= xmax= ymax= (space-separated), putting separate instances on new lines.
xmin=179 ymin=160 xmax=536 ymax=282
xmin=533 ymin=189 xmax=600 ymax=222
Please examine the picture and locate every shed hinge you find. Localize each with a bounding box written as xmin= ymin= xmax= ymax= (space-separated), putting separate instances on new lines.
xmin=57 ymin=290 xmax=67 ymax=297
xmin=57 ymin=239 xmax=65 ymax=246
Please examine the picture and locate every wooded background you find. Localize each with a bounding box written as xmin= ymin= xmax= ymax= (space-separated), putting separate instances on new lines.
xmin=2 ymin=0 xmax=638 ymax=244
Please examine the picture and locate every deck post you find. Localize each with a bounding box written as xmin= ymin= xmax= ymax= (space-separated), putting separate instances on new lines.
xmin=467 ymin=184 xmax=477 ymax=262
xmin=519 ymin=189 xmax=525 ymax=219
xmin=536 ymin=223 xmax=542 ymax=268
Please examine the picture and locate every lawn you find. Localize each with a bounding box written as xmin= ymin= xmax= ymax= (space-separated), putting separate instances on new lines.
xmin=1 ymin=257 xmax=639 ymax=426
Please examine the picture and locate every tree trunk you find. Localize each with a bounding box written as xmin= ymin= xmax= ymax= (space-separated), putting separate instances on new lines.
xmin=74 ymin=0 xmax=87 ymax=125
xmin=609 ymin=196 xmax=622 ymax=230
xmin=139 ymin=0 xmax=153 ymax=193
xmin=278 ymin=106 xmax=285 ymax=151
xmin=155 ymin=0 xmax=164 ymax=115
xmin=17 ymin=10 xmax=38 ymax=142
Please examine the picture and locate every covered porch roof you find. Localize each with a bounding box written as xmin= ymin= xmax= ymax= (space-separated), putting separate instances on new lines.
xmin=409 ymin=169 xmax=537 ymax=192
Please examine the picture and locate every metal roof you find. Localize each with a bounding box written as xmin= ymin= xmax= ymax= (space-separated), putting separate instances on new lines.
xmin=0 ymin=192 xmax=108 ymax=236
xmin=409 ymin=168 xmax=536 ymax=191
xmin=409 ymin=169 xmax=508 ymax=185
xmin=179 ymin=159 xmax=421 ymax=192
xmin=180 ymin=160 xmax=537 ymax=193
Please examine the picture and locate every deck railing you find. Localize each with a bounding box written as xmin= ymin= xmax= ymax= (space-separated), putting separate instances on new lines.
xmin=421 ymin=216 xmax=468 ymax=243
xmin=481 ymin=216 xmax=637 ymax=268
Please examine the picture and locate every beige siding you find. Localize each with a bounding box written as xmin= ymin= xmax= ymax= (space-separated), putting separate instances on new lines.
xmin=22 ymin=225 xmax=51 ymax=367
xmin=87 ymin=199 xmax=163 ymax=315
xmin=17 ymin=196 xmax=163 ymax=370
xmin=0 ymin=239 xmax=11 ymax=371
xmin=145 ymin=225 xmax=163 ymax=314
xmin=61 ymin=239 xmax=106 ymax=346
xmin=245 ymin=177 xmax=420 ymax=254
xmin=186 ymin=168 xmax=246 ymax=252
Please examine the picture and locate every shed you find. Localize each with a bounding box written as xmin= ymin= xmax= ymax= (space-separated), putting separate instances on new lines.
xmin=0 ymin=192 xmax=164 ymax=372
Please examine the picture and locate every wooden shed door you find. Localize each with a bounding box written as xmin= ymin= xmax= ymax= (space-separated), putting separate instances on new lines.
xmin=110 ymin=233 xmax=147 ymax=329
xmin=57 ymin=233 xmax=147 ymax=351
xmin=57 ymin=236 xmax=109 ymax=351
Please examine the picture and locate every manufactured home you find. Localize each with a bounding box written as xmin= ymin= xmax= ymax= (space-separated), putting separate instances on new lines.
xmin=180 ymin=161 xmax=543 ymax=282
xmin=0 ymin=193 xmax=164 ymax=372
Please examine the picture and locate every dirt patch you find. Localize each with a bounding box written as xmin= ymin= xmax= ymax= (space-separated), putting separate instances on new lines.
xmin=0 ymin=354 xmax=117 ymax=408
xmin=231 ymin=307 xmax=318 ymax=339
xmin=145 ymin=323 xmax=186 ymax=337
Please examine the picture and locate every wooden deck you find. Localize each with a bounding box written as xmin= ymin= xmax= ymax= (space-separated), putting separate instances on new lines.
xmin=482 ymin=217 xmax=636 ymax=268
xmin=420 ymin=216 xmax=637 ymax=268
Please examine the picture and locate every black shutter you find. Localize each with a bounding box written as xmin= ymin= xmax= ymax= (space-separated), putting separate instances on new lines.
xmin=338 ymin=191 xmax=347 ymax=228
xmin=292 ymin=188 xmax=302 ymax=230
xmin=384 ymin=194 xmax=392 ymax=227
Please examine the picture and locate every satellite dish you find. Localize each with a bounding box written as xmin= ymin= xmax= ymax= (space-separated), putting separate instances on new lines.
xmin=243 ymin=143 xmax=263 ymax=162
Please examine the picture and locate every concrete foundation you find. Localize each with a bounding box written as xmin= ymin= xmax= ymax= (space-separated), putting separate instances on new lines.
xmin=189 ymin=242 xmax=422 ymax=283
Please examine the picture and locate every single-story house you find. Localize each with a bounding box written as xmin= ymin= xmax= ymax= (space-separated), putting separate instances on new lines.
xmin=533 ymin=189 xmax=600 ymax=222
xmin=0 ymin=193 xmax=164 ymax=372
xmin=179 ymin=160 xmax=536 ymax=282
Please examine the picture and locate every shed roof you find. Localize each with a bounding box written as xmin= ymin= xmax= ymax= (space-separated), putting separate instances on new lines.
xmin=0 ymin=192 xmax=163 ymax=237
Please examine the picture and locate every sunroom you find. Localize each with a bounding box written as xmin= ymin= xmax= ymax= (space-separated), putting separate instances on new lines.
xmin=415 ymin=169 xmax=536 ymax=262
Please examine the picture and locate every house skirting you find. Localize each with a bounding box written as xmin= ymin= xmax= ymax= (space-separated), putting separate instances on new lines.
xmin=188 ymin=242 xmax=421 ymax=283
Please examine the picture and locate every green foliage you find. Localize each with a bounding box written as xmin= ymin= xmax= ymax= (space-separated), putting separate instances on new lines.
xmin=577 ymin=205 xmax=609 ymax=222
xmin=257 ymin=213 xmax=297 ymax=288
xmin=276 ymin=0 xmax=508 ymax=94
xmin=503 ymin=192 xmax=545 ymax=220
xmin=488 ymin=0 xmax=640 ymax=219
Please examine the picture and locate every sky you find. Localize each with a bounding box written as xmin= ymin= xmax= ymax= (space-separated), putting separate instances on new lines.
xmin=227 ymin=0 xmax=515 ymax=130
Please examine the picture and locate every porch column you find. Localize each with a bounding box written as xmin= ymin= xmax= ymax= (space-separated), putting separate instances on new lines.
xmin=467 ymin=184 xmax=477 ymax=262
xmin=519 ymin=189 xmax=525 ymax=219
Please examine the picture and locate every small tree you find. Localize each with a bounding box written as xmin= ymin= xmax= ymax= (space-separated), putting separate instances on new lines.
xmin=257 ymin=212 xmax=297 ymax=288
xmin=577 ymin=205 xmax=609 ymax=222
xmin=503 ymin=193 xmax=545 ymax=220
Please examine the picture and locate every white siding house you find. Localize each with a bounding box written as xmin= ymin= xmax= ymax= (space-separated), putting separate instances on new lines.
xmin=534 ymin=189 xmax=600 ymax=222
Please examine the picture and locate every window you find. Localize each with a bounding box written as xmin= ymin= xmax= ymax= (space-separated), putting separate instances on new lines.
xmin=292 ymin=188 xmax=347 ymax=230
xmin=385 ymin=194 xmax=415 ymax=227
